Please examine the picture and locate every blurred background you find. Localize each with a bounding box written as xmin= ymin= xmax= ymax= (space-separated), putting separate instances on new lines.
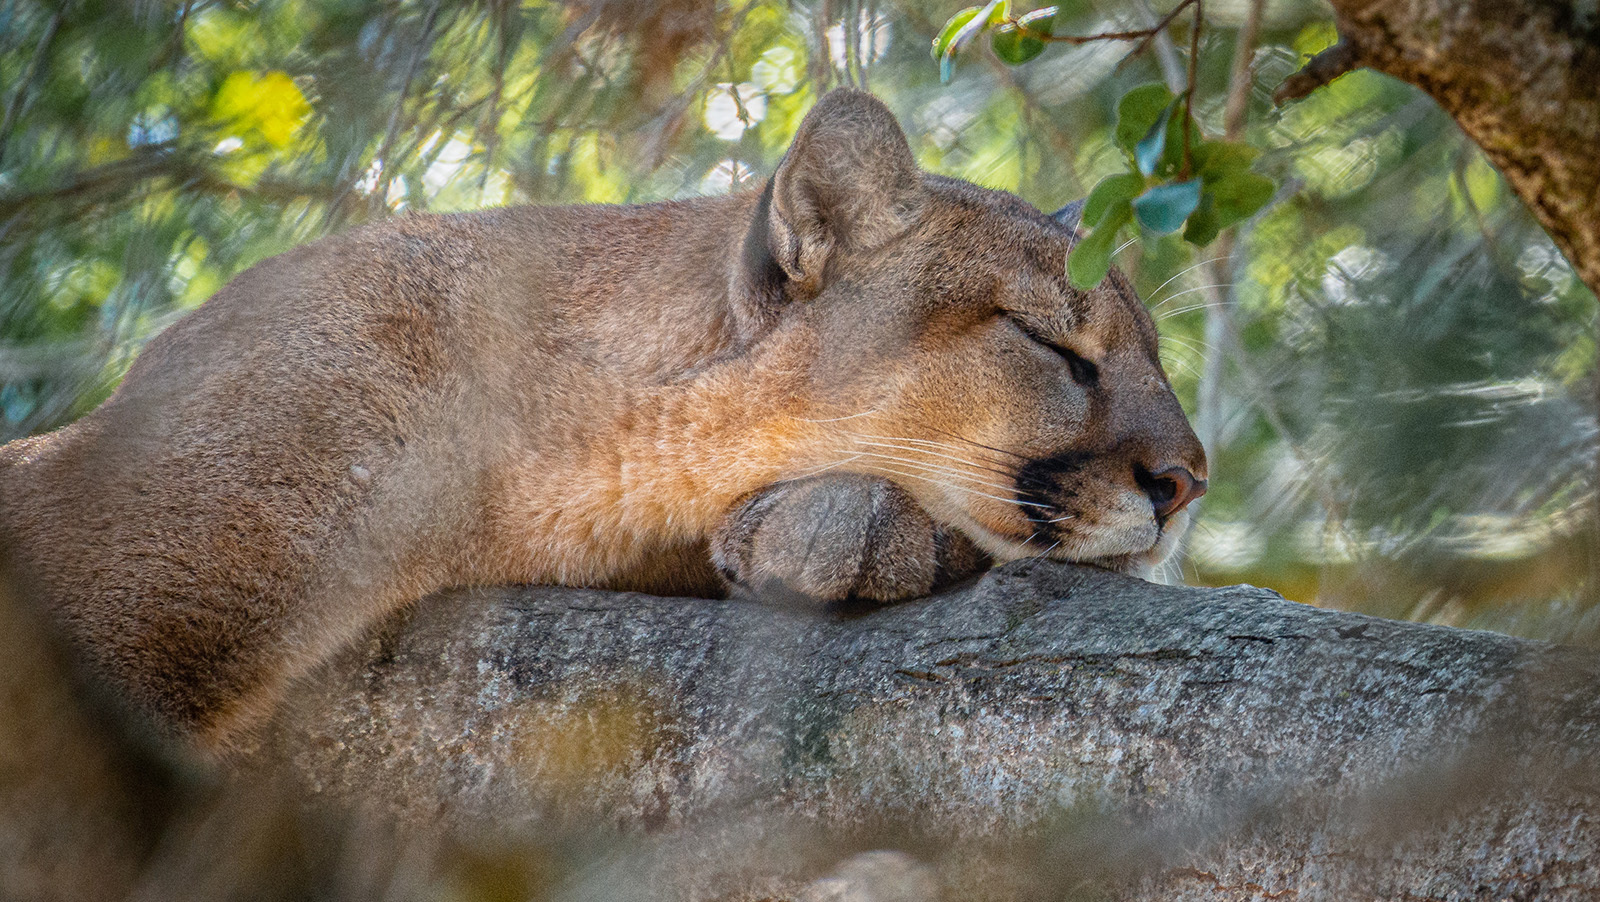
xmin=1 ymin=0 xmax=1595 ymax=641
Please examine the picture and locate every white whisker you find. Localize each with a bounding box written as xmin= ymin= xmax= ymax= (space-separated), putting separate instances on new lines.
xmin=864 ymin=464 xmax=1053 ymax=510
xmin=1159 ymin=356 xmax=1202 ymax=380
xmin=788 ymin=454 xmax=865 ymax=480
xmin=907 ymin=427 xmax=1032 ymax=462
xmin=791 ymin=408 xmax=882 ymax=423
xmin=846 ymin=437 xmax=1016 ymax=480
xmin=843 ymin=431 xmax=1022 ymax=466
xmin=846 ymin=450 xmax=1022 ymax=495
xmin=1155 ymin=345 xmax=1202 ymax=379
xmin=1161 ymin=333 xmax=1216 ymax=358
xmin=1144 ymin=254 xmax=1235 ymax=311
xmin=1154 ymin=299 xmax=1234 ymax=322
xmin=1148 ymin=283 xmax=1235 ymax=315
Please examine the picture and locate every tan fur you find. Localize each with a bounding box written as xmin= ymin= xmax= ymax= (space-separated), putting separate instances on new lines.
xmin=0 ymin=90 xmax=1204 ymax=752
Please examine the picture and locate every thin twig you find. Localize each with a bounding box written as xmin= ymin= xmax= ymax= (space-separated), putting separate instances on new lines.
xmin=845 ymin=0 xmax=863 ymax=88
xmin=0 ymin=145 xmax=351 ymax=223
xmin=636 ymin=0 xmax=763 ymax=169
xmin=810 ymin=0 xmax=836 ymax=91
xmin=863 ymin=0 xmax=878 ymax=89
xmin=1013 ymin=0 xmax=1199 ymax=50
xmin=1181 ymin=0 xmax=1202 ymax=178
xmin=149 ymin=0 xmax=216 ymax=71
xmin=363 ymin=0 xmax=445 ymax=218
xmin=1134 ymin=0 xmax=1187 ymax=91
xmin=479 ymin=2 xmax=512 ymax=193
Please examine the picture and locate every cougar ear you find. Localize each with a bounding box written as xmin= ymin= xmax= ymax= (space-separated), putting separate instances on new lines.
xmin=1051 ymin=198 xmax=1086 ymax=236
xmin=763 ymin=89 xmax=923 ymax=298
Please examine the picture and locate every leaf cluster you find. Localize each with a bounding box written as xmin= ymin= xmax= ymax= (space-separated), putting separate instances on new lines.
xmin=1069 ymin=83 xmax=1272 ymax=287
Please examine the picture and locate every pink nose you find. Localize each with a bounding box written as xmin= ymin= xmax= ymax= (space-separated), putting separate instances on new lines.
xmin=1141 ymin=466 xmax=1206 ymax=521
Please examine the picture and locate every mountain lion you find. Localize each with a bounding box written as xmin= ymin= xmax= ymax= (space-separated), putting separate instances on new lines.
xmin=0 ymin=90 xmax=1206 ymax=753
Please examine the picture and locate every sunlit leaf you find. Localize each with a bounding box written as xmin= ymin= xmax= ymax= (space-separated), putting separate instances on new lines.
xmin=982 ymin=0 xmax=1013 ymax=26
xmin=210 ymin=70 xmax=311 ymax=149
xmin=1132 ymin=179 xmax=1201 ymax=233
xmin=933 ymin=0 xmax=1006 ymax=83
xmin=185 ymin=7 xmax=253 ymax=66
xmin=1018 ymin=7 xmax=1057 ymax=32
xmin=932 ymin=7 xmax=983 ymax=62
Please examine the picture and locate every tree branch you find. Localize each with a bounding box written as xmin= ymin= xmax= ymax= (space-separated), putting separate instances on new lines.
xmin=1270 ymin=1 xmax=1600 ymax=297
xmin=0 ymin=148 xmax=351 ymax=224
xmin=246 ymin=563 xmax=1600 ymax=900
xmin=1272 ymin=35 xmax=1363 ymax=105
xmin=6 ymin=562 xmax=1598 ymax=898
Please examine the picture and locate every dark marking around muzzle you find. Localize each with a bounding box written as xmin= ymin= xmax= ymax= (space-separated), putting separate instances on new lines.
xmin=1014 ymin=450 xmax=1094 ymax=538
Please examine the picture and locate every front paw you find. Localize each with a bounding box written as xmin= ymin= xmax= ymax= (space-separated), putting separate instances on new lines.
xmin=711 ymin=475 xmax=988 ymax=607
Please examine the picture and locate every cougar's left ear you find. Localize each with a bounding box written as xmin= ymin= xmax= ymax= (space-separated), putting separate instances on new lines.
xmin=761 ymin=89 xmax=923 ymax=299
xmin=1051 ymin=198 xmax=1086 ymax=237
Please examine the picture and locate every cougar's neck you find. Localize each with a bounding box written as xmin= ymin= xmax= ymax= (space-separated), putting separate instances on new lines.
xmin=614 ymin=324 xmax=824 ymax=535
xmin=470 ymin=324 xmax=828 ymax=590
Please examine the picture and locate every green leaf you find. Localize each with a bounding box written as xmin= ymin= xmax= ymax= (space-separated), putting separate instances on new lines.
xmin=933 ymin=7 xmax=981 ymax=59
xmin=1184 ymin=170 xmax=1275 ymax=244
xmin=991 ymin=8 xmax=1054 ymax=64
xmin=934 ymin=0 xmax=1007 ymax=83
xmin=1159 ymin=104 xmax=1193 ymax=175
xmin=1068 ymin=203 xmax=1132 ymax=289
xmin=991 ymin=26 xmax=1041 ymax=63
xmin=1114 ymin=83 xmax=1175 ymax=156
xmin=983 ymin=0 xmax=1012 ymax=26
xmin=1182 ymin=193 xmax=1221 ymax=245
xmin=1207 ymin=171 xmax=1275 ymax=224
xmin=1134 ymin=100 xmax=1176 ymax=177
xmin=1132 ymin=179 xmax=1202 ymax=234
xmin=1193 ymin=140 xmax=1261 ymax=178
xmin=1082 ymin=172 xmax=1146 ymax=228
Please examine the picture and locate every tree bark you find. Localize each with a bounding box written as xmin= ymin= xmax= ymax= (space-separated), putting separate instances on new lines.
xmin=248 ymin=562 xmax=1600 ymax=901
xmin=1277 ymin=0 xmax=1600 ymax=296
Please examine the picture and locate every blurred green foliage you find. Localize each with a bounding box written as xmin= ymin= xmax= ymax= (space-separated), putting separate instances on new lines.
xmin=934 ymin=2 xmax=1275 ymax=286
xmin=0 ymin=0 xmax=1594 ymax=639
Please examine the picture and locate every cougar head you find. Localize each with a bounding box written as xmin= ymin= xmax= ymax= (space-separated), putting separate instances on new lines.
xmin=734 ymin=89 xmax=1207 ymax=574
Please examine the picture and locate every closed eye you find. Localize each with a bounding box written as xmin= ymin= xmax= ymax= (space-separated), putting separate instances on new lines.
xmin=1007 ymin=316 xmax=1100 ymax=387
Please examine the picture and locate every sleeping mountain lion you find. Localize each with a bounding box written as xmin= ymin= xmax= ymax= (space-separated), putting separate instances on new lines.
xmin=0 ymin=89 xmax=1206 ymax=753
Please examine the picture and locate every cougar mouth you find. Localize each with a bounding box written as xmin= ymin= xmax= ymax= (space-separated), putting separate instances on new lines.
xmin=1013 ymin=449 xmax=1096 ymax=540
xmin=1010 ymin=450 xmax=1172 ymax=564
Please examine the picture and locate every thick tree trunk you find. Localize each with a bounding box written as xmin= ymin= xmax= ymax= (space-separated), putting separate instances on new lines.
xmin=1277 ymin=0 xmax=1600 ymax=296
xmin=242 ymin=562 xmax=1600 ymax=901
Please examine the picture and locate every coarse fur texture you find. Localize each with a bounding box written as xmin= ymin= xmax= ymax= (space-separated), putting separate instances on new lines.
xmin=0 ymin=90 xmax=1205 ymax=753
